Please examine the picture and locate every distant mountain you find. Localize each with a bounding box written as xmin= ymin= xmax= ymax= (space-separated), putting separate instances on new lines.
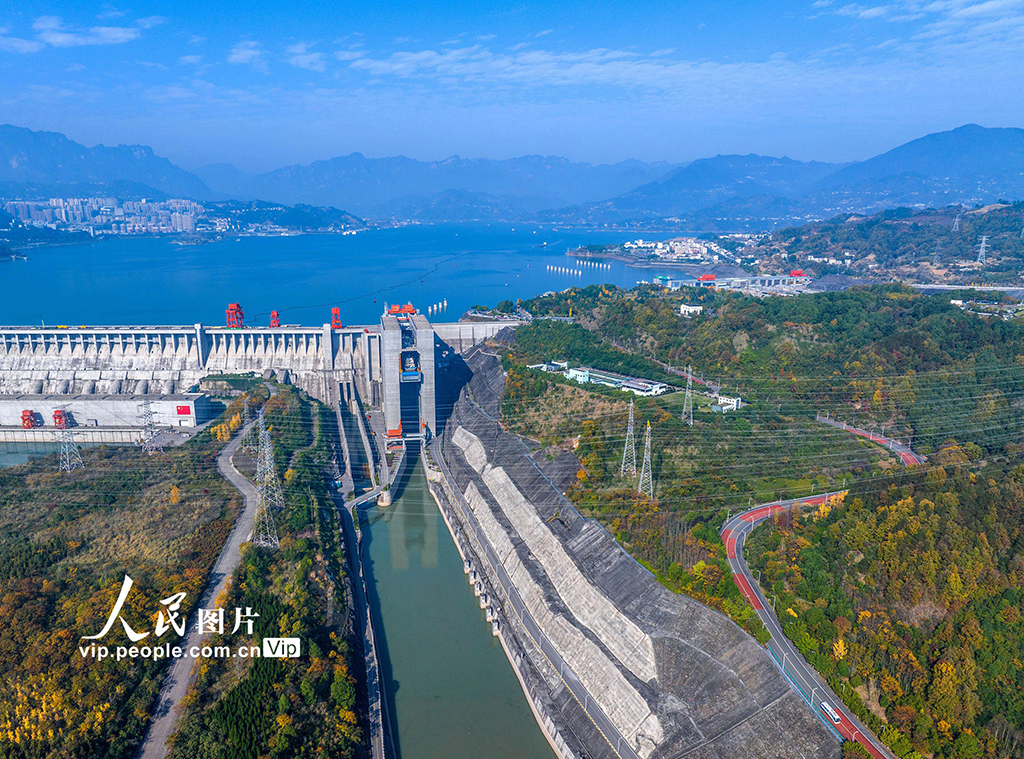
xmin=0 ymin=125 xmax=212 ymax=199
xmin=380 ymin=189 xmax=562 ymax=221
xmin=6 ymin=123 xmax=1024 ymax=232
xmin=200 ymin=153 xmax=677 ymax=216
xmin=808 ymin=124 xmax=1024 ymax=212
xmin=193 ymin=163 xmax=254 ymax=199
xmin=0 ymin=179 xmax=170 ymax=201
xmin=545 ymin=125 xmax=1024 ymax=229
xmin=205 ymin=200 xmax=364 ymax=230
xmin=544 ymin=154 xmax=842 ymax=224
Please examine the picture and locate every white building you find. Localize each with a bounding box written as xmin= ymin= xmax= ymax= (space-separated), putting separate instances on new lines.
xmin=712 ymin=395 xmax=742 ymax=412
xmin=679 ymin=304 xmax=704 ymax=318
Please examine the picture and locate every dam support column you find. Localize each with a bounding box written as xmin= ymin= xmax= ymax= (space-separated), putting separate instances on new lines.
xmin=380 ymin=315 xmax=402 ymax=438
xmin=412 ymin=315 xmax=436 ymax=438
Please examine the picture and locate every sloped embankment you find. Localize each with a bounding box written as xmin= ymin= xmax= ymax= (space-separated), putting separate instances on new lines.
xmin=438 ymin=345 xmax=841 ymax=759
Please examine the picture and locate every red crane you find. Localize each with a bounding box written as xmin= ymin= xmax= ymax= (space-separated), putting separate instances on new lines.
xmin=331 ymin=307 xmax=343 ymax=329
xmin=21 ymin=410 xmax=37 ymax=429
xmin=226 ymin=303 xmax=245 ymax=328
xmin=53 ymin=409 xmax=69 ymax=429
xmin=270 ymin=310 xmax=280 ymax=328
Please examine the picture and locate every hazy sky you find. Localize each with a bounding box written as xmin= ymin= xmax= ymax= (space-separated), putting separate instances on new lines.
xmin=1 ymin=1 xmax=1022 ymax=172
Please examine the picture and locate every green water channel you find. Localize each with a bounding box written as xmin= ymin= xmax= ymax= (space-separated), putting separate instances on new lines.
xmin=361 ymin=459 xmax=556 ymax=759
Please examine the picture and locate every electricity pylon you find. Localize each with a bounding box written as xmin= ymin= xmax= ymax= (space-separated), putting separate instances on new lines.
xmin=57 ymin=427 xmax=84 ymax=472
xmin=978 ymin=235 xmax=989 ymax=265
xmin=682 ymin=366 xmax=694 ymax=426
xmin=638 ymin=422 xmax=654 ymax=499
xmin=256 ymin=410 xmax=284 ymax=511
xmin=137 ymin=399 xmax=162 ymax=454
xmin=952 ymin=212 xmax=961 ymax=232
xmin=621 ymin=399 xmax=637 ymax=477
xmin=251 ymin=408 xmax=280 ymax=549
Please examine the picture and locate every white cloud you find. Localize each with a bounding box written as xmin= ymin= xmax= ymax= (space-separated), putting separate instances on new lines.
xmin=335 ymin=49 xmax=364 ymax=61
xmin=33 ymin=16 xmax=140 ymax=47
xmin=228 ymin=39 xmax=266 ymax=70
xmin=136 ymin=16 xmax=166 ymax=29
xmin=535 ymin=29 xmax=554 ymax=37
xmin=0 ymin=34 xmax=44 ymax=53
xmin=287 ymin=42 xmax=325 ymax=72
xmin=180 ymin=54 xmax=202 ymax=65
xmin=188 ymin=35 xmax=206 ymax=45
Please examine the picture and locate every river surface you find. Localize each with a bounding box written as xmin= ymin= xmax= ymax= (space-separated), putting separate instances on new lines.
xmin=0 ymin=441 xmax=58 ymax=467
xmin=1 ymin=223 xmax=687 ymax=326
xmin=362 ymin=459 xmax=556 ymax=759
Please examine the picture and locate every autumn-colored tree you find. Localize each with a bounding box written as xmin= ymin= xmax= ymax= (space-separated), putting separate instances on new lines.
xmin=833 ymin=637 xmax=847 ymax=661
xmin=169 ymin=485 xmax=182 ymax=504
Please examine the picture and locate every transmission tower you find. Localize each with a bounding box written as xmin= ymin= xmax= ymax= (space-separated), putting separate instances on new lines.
xmin=251 ymin=409 xmax=280 ymax=549
xmin=137 ymin=399 xmax=162 ymax=454
xmin=977 ymin=235 xmax=989 ymax=265
xmin=682 ymin=366 xmax=694 ymax=426
xmin=256 ymin=410 xmax=284 ymax=511
xmin=620 ymin=399 xmax=637 ymax=477
xmin=952 ymin=212 xmax=961 ymax=232
xmin=56 ymin=427 xmax=84 ymax=473
xmin=638 ymin=422 xmax=654 ymax=499
xmin=932 ymin=238 xmax=942 ymax=262
xmin=1019 ymin=223 xmax=1024 ymax=240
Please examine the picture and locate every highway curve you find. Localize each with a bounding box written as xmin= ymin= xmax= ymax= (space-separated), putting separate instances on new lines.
xmin=721 ymin=424 xmax=925 ymax=759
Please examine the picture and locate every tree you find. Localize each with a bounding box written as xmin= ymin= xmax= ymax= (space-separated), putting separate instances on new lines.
xmin=928 ymin=661 xmax=961 ymax=727
xmin=169 ymin=485 xmax=182 ymax=504
xmin=833 ymin=637 xmax=847 ymax=661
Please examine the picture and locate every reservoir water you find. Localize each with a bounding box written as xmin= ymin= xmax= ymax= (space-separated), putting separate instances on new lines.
xmin=363 ymin=458 xmax=556 ymax=759
xmin=1 ymin=222 xmax=686 ymax=326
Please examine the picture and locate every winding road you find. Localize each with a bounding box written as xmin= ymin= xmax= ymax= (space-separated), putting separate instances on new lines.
xmin=136 ymin=427 xmax=258 ymax=759
xmin=721 ymin=422 xmax=924 ymax=759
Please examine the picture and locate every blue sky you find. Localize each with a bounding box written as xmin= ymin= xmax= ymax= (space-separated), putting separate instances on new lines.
xmin=1 ymin=1 xmax=1022 ymax=172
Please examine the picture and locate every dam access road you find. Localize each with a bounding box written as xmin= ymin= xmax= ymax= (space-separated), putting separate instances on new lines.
xmin=722 ymin=423 xmax=925 ymax=759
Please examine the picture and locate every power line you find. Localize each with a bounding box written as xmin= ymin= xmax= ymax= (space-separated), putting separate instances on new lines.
xmin=638 ymin=421 xmax=654 ymax=499
xmin=620 ymin=398 xmax=637 ymax=478
xmin=137 ymin=399 xmax=162 ymax=454
xmin=682 ymin=364 xmax=694 ymax=427
xmin=56 ymin=424 xmax=84 ymax=473
xmin=251 ymin=408 xmax=280 ymax=549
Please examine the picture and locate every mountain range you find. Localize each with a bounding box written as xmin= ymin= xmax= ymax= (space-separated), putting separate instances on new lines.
xmin=1 ymin=123 xmax=1023 ymax=230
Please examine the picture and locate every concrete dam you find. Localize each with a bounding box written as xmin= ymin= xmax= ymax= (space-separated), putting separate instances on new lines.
xmin=0 ymin=307 xmax=511 ymax=439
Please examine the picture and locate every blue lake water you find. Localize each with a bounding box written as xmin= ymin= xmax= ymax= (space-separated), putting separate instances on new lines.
xmin=1 ymin=223 xmax=686 ymax=326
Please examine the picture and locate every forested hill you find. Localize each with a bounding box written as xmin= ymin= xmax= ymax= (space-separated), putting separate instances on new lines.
xmin=754 ymin=202 xmax=1024 ymax=284
xmin=747 ymin=464 xmax=1024 ymax=759
xmin=522 ymin=283 xmax=1024 ymax=457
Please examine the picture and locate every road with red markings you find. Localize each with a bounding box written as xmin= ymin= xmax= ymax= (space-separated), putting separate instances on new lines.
xmin=817 ymin=416 xmax=925 ymax=467
xmin=721 ymin=423 xmax=924 ymax=759
xmin=723 ymin=495 xmax=894 ymax=759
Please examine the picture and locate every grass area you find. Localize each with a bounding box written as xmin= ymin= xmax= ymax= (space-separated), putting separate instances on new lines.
xmin=0 ymin=386 xmax=362 ymax=759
